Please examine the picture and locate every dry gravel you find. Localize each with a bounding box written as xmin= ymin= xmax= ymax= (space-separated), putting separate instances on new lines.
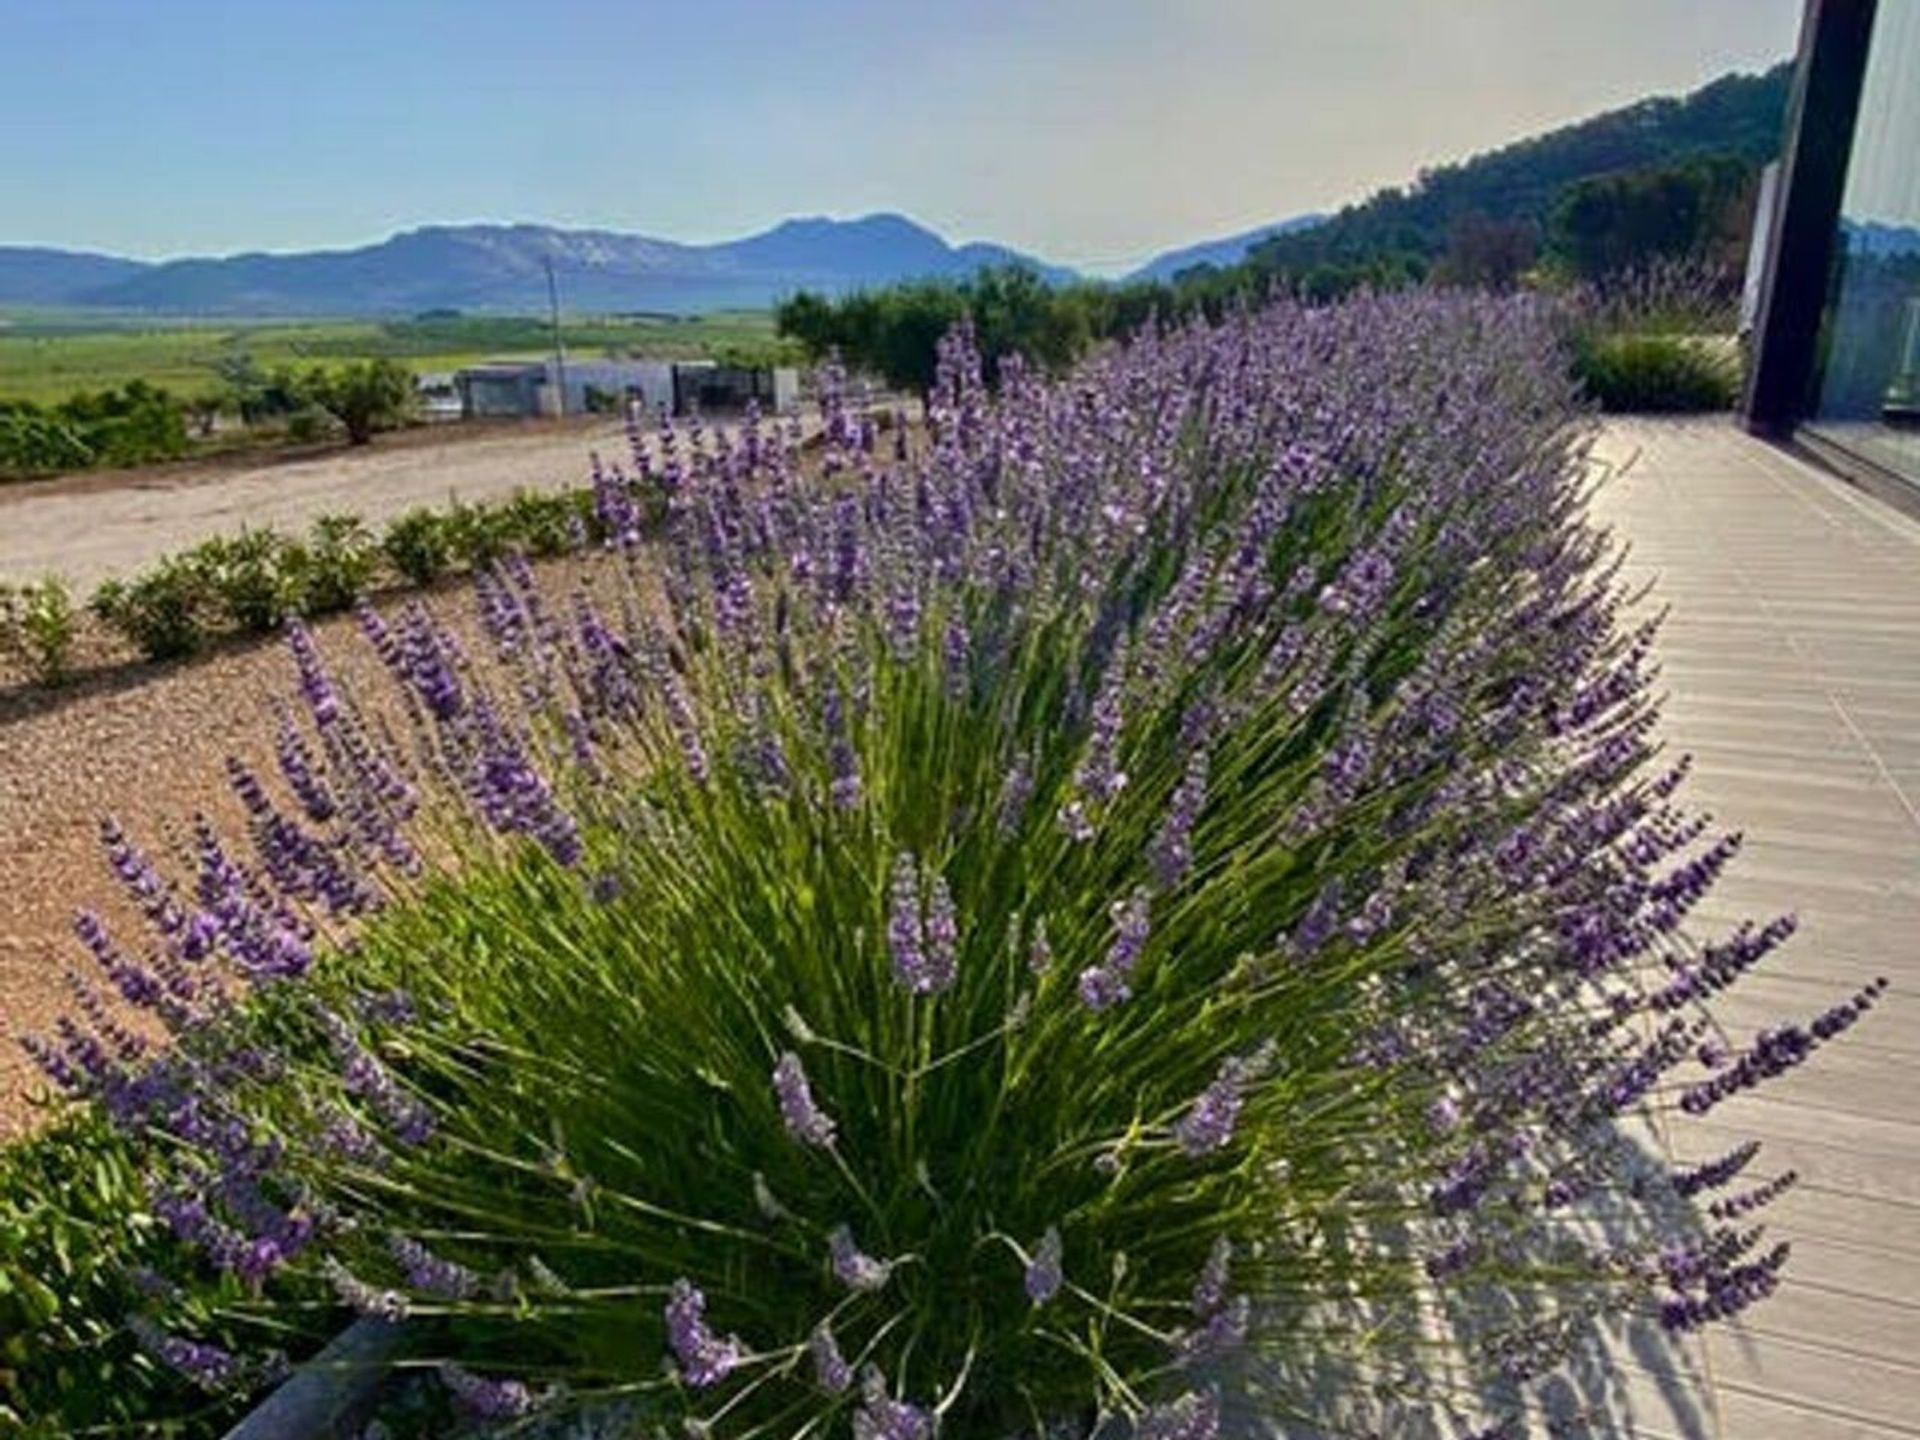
xmin=0 ymin=556 xmax=608 ymax=1142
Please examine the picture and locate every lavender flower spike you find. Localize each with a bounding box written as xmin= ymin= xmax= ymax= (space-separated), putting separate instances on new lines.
xmin=1025 ymin=1225 xmax=1064 ymax=1304
xmin=853 ymin=1367 xmax=931 ymax=1440
xmin=1139 ymin=1388 xmax=1223 ymax=1440
xmin=664 ymin=1277 xmax=745 ymax=1387
xmin=772 ymin=1051 xmax=837 ymax=1147
xmin=888 ymin=852 xmax=955 ymax=994
xmin=810 ymin=1320 xmax=854 ymax=1393
xmin=1173 ymin=1042 xmax=1276 ymax=1157
xmin=829 ymin=1223 xmax=893 ymax=1292
xmin=439 ymin=1361 xmax=535 ymax=1419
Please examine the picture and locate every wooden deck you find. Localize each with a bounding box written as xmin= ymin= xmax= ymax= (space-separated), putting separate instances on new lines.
xmin=1590 ymin=419 xmax=1920 ymax=1439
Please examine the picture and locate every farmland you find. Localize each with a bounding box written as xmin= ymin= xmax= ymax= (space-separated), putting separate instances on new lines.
xmin=0 ymin=307 xmax=784 ymax=405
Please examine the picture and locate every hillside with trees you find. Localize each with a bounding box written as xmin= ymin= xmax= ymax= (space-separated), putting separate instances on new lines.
xmin=1245 ymin=63 xmax=1791 ymax=289
xmin=779 ymin=62 xmax=1794 ymax=394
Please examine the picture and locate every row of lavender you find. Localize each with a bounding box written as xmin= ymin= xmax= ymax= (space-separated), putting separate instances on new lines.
xmin=25 ymin=292 xmax=1880 ymax=1438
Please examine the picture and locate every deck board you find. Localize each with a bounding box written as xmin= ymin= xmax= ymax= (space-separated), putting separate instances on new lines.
xmin=1590 ymin=418 xmax=1920 ymax=1439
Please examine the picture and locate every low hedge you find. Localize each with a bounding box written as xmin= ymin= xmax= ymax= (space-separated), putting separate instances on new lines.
xmin=87 ymin=488 xmax=605 ymax=666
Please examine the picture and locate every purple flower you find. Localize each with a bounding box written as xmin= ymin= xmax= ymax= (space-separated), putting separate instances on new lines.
xmin=1138 ymin=1389 xmax=1221 ymax=1440
xmin=853 ymin=1370 xmax=930 ymax=1440
xmin=810 ymin=1321 xmax=854 ymax=1393
xmin=1192 ymin=1235 xmax=1233 ymax=1316
xmin=322 ymin=1257 xmax=409 ymax=1321
xmin=887 ymin=853 xmax=955 ymax=995
xmin=128 ymin=1317 xmax=241 ymax=1391
xmin=664 ymin=1278 xmax=745 ymax=1387
xmin=772 ymin=1051 xmax=837 ymax=1147
xmin=1173 ymin=1042 xmax=1274 ymax=1157
xmin=1149 ymin=750 xmax=1209 ymax=890
xmin=388 ymin=1233 xmax=479 ymax=1300
xmin=1025 ymin=1226 xmax=1064 ymax=1304
xmin=439 ymin=1361 xmax=535 ymax=1418
xmin=1078 ymin=890 xmax=1151 ymax=1011
xmin=829 ymin=1223 xmax=892 ymax=1292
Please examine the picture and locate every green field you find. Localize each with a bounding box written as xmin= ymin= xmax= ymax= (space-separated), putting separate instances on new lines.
xmin=0 ymin=309 xmax=785 ymax=404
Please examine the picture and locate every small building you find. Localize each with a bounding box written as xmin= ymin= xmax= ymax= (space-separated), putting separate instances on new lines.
xmin=456 ymin=362 xmax=551 ymax=419
xmin=672 ymin=363 xmax=801 ymax=416
xmin=413 ymin=370 xmax=463 ymax=421
xmin=453 ymin=358 xmax=800 ymax=421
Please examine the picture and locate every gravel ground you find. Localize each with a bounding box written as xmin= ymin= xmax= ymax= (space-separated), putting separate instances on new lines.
xmin=0 ymin=553 xmax=605 ymax=1141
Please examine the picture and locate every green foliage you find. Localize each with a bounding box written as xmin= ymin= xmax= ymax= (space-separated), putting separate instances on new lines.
xmin=48 ymin=485 xmax=609 ymax=673
xmin=92 ymin=556 xmax=212 ymax=662
xmin=0 ymin=382 xmax=189 ymax=478
xmin=1252 ymin=64 xmax=1789 ymax=279
xmin=300 ymin=359 xmax=415 ymax=445
xmin=440 ymin=499 xmax=517 ymax=570
xmin=778 ymin=265 xmax=1090 ymax=394
xmin=1572 ymin=332 xmax=1740 ymax=412
xmin=499 ymin=490 xmax=586 ymax=559
xmin=0 ymin=406 xmax=94 ymax=476
xmin=1431 ymin=213 xmax=1539 ymax=291
xmin=382 ymin=507 xmax=455 ymax=586
xmin=0 ymin=577 xmax=77 ymax=686
xmin=193 ymin=530 xmax=298 ymax=634
xmin=0 ymin=1113 xmax=321 ymax=1437
xmin=1548 ymin=155 xmax=1757 ymax=281
xmin=287 ymin=514 xmax=380 ymax=616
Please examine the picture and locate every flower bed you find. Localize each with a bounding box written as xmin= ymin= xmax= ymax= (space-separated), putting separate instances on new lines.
xmin=18 ymin=292 xmax=1883 ymax=1439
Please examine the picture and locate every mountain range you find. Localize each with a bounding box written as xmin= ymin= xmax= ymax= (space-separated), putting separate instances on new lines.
xmin=0 ymin=61 xmax=1820 ymax=319
xmin=0 ymin=214 xmax=1084 ymax=317
xmin=1123 ymin=215 xmax=1326 ymax=283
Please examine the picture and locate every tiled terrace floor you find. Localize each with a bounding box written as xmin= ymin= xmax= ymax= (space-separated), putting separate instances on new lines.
xmin=1590 ymin=419 xmax=1920 ymax=1439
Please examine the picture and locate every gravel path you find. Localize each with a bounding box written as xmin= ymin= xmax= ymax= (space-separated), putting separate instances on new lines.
xmin=0 ymin=554 xmax=617 ymax=1140
xmin=0 ymin=418 xmax=636 ymax=592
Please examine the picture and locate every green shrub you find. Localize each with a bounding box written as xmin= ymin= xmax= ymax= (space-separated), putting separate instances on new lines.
xmin=194 ymin=530 xmax=297 ymax=635
xmin=74 ymin=299 xmax=1870 ymax=1439
xmin=91 ymin=557 xmax=212 ymax=662
xmin=1 ymin=576 xmax=79 ymax=686
xmin=0 ymin=406 xmax=95 ymax=477
xmin=382 ymin=507 xmax=455 ymax=586
xmin=303 ymin=359 xmax=416 ymax=446
xmin=65 ymin=382 xmax=191 ymax=468
xmin=440 ymin=499 xmax=515 ymax=570
xmin=1573 ymin=332 xmax=1740 ymax=412
xmin=284 ymin=405 xmax=337 ymax=445
xmin=0 ymin=1112 xmax=318 ymax=1437
xmin=287 ymin=514 xmax=378 ymax=617
xmin=498 ymin=490 xmax=578 ymax=558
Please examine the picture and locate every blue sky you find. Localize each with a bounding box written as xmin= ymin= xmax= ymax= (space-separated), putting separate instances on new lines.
xmin=0 ymin=0 xmax=1802 ymax=272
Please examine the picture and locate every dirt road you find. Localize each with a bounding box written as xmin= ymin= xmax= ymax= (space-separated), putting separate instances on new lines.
xmin=0 ymin=419 xmax=636 ymax=591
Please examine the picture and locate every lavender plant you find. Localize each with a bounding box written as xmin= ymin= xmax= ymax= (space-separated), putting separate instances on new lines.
xmin=26 ymin=293 xmax=1883 ymax=1438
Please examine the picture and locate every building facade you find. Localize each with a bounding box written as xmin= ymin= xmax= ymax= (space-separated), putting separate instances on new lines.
xmin=453 ymin=359 xmax=799 ymax=421
xmin=1745 ymin=0 xmax=1920 ymax=498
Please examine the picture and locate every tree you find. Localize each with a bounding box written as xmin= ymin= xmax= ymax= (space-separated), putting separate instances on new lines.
xmin=303 ymin=359 xmax=416 ymax=445
xmin=1546 ymin=155 xmax=1755 ymax=281
xmin=1432 ymin=213 xmax=1538 ymax=291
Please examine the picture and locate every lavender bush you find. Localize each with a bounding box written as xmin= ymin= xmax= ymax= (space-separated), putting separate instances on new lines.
xmin=26 ymin=292 xmax=1883 ymax=1438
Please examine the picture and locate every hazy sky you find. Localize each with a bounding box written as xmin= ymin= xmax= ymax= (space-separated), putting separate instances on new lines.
xmin=0 ymin=0 xmax=1803 ymax=273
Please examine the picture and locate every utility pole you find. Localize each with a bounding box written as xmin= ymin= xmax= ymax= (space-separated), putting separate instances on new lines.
xmin=544 ymin=254 xmax=569 ymax=418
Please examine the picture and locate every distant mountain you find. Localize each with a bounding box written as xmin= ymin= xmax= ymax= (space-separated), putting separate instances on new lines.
xmin=1248 ymin=62 xmax=1794 ymax=275
xmin=1126 ymin=215 xmax=1326 ymax=283
xmin=0 ymin=214 xmax=1078 ymax=317
xmin=0 ymin=246 xmax=150 ymax=306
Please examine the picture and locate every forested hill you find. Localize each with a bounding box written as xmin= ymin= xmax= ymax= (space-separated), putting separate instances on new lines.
xmin=1249 ymin=63 xmax=1793 ymax=274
